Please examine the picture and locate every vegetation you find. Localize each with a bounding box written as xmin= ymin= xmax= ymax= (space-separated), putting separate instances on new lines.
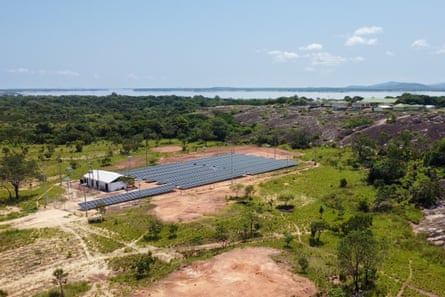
xmin=2 ymin=94 xmax=445 ymax=296
xmin=52 ymin=268 xmax=68 ymax=297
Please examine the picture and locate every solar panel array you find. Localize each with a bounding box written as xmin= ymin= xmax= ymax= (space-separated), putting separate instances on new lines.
xmin=78 ymin=184 xmax=176 ymax=210
xmin=78 ymin=154 xmax=297 ymax=210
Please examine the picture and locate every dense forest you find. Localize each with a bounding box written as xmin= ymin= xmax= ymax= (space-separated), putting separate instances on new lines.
xmin=1 ymin=92 xmax=444 ymax=149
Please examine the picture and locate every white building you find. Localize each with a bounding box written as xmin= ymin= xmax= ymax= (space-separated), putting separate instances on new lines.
xmin=81 ymin=170 xmax=126 ymax=192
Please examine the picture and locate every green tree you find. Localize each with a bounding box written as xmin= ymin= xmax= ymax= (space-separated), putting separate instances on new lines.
xmin=168 ymin=224 xmax=179 ymax=239
xmin=341 ymin=214 xmax=373 ymax=235
xmin=310 ymin=220 xmax=329 ymax=244
xmin=298 ymin=256 xmax=309 ymax=273
xmin=0 ymin=289 xmax=8 ymax=297
xmin=215 ymin=222 xmax=230 ymax=247
xmin=146 ymin=217 xmax=163 ymax=240
xmin=95 ymin=200 xmax=106 ymax=222
xmin=135 ymin=253 xmax=154 ymax=280
xmin=338 ymin=230 xmax=380 ymax=292
xmin=244 ymin=185 xmax=255 ymax=199
xmin=0 ymin=151 xmax=39 ymax=200
xmin=351 ymin=134 xmax=376 ymax=163
xmin=52 ymin=268 xmax=68 ymax=297
xmin=283 ymin=232 xmax=294 ymax=248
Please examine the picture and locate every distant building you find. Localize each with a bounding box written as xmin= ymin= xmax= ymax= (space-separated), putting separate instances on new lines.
xmin=81 ymin=170 xmax=126 ymax=192
xmin=393 ymin=104 xmax=425 ymax=112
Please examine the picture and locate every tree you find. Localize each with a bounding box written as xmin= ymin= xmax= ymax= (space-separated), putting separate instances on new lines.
xmin=351 ymin=134 xmax=376 ymax=163
xmin=95 ymin=200 xmax=106 ymax=222
xmin=52 ymin=268 xmax=68 ymax=297
xmin=0 ymin=289 xmax=8 ymax=297
xmin=215 ymin=222 xmax=230 ymax=247
xmin=135 ymin=253 xmax=154 ymax=280
xmin=298 ymin=256 xmax=309 ymax=273
xmin=310 ymin=220 xmax=329 ymax=245
xmin=0 ymin=151 xmax=39 ymax=200
xmin=284 ymin=232 xmax=294 ymax=248
xmin=341 ymin=214 xmax=373 ymax=235
xmin=244 ymin=185 xmax=255 ymax=199
xmin=338 ymin=230 xmax=380 ymax=292
xmin=168 ymin=224 xmax=179 ymax=239
xmin=319 ymin=205 xmax=324 ymax=218
xmin=146 ymin=217 xmax=163 ymax=240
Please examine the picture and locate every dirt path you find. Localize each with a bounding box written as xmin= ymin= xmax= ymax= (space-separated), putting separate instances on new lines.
xmin=383 ymin=260 xmax=441 ymax=297
xmin=396 ymin=260 xmax=412 ymax=297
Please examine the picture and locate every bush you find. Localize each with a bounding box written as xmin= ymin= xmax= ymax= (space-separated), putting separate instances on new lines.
xmin=298 ymin=256 xmax=309 ymax=273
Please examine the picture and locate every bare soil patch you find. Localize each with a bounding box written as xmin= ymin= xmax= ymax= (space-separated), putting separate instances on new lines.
xmin=151 ymin=145 xmax=182 ymax=153
xmin=134 ymin=247 xmax=317 ymax=297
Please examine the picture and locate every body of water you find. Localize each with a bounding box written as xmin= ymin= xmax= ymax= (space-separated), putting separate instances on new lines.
xmin=5 ymin=89 xmax=445 ymax=99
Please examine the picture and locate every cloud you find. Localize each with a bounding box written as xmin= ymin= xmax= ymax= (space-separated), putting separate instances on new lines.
xmin=57 ymin=70 xmax=80 ymax=77
xmin=7 ymin=67 xmax=31 ymax=73
xmin=299 ymin=43 xmax=323 ymax=51
xmin=411 ymin=39 xmax=429 ymax=48
xmin=308 ymin=52 xmax=363 ymax=66
xmin=345 ymin=36 xmax=377 ymax=46
xmin=267 ymin=50 xmax=299 ymax=62
xmin=436 ymin=47 xmax=445 ymax=54
xmin=386 ymin=50 xmax=395 ymax=56
xmin=354 ymin=26 xmax=383 ymax=35
xmin=345 ymin=25 xmax=382 ymax=46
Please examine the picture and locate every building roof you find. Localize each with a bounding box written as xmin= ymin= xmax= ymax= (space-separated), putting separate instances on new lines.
xmin=83 ymin=170 xmax=123 ymax=183
xmin=361 ymin=98 xmax=398 ymax=104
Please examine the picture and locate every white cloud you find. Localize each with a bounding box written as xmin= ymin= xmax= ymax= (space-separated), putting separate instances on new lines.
xmin=309 ymin=52 xmax=347 ymax=66
xmin=354 ymin=26 xmax=383 ymax=36
xmin=436 ymin=47 xmax=445 ymax=54
xmin=7 ymin=67 xmax=31 ymax=73
xmin=345 ymin=36 xmax=377 ymax=46
xmin=345 ymin=26 xmax=382 ymax=46
xmin=308 ymin=52 xmax=363 ymax=66
xmin=57 ymin=70 xmax=80 ymax=77
xmin=299 ymin=43 xmax=323 ymax=51
xmin=411 ymin=39 xmax=429 ymax=48
xmin=267 ymin=50 xmax=299 ymax=62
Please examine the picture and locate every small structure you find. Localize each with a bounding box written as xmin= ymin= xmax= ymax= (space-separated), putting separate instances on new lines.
xmin=81 ymin=170 xmax=126 ymax=192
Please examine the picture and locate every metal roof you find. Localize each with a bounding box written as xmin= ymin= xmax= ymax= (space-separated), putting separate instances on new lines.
xmin=83 ymin=170 xmax=123 ymax=183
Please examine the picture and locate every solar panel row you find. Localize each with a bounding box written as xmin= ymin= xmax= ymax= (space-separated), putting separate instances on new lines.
xmin=78 ymin=183 xmax=176 ymax=210
xmin=78 ymin=154 xmax=297 ymax=210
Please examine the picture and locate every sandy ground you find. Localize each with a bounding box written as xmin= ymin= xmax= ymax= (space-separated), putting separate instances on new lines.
xmin=0 ymin=145 xmax=317 ymax=297
xmin=134 ymin=247 xmax=317 ymax=297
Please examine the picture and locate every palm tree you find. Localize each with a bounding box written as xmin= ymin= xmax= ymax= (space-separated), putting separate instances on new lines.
xmin=52 ymin=268 xmax=68 ymax=297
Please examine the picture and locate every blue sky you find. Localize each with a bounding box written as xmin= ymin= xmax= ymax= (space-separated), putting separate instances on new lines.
xmin=1 ymin=0 xmax=444 ymax=88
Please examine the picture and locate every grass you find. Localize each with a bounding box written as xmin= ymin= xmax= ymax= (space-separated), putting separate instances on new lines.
xmin=32 ymin=281 xmax=91 ymax=297
xmin=83 ymin=233 xmax=125 ymax=254
xmin=3 ymin=143 xmax=445 ymax=296
xmin=0 ymin=227 xmax=60 ymax=252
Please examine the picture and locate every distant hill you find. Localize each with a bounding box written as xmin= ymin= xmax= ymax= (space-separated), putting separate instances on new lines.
xmin=345 ymin=81 xmax=445 ymax=91
xmin=2 ymin=82 xmax=445 ymax=94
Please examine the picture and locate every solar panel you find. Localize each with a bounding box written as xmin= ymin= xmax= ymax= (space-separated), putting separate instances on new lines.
xmin=79 ymin=154 xmax=297 ymax=210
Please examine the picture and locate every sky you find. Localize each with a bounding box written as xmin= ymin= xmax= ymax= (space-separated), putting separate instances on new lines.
xmin=1 ymin=0 xmax=445 ymax=88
